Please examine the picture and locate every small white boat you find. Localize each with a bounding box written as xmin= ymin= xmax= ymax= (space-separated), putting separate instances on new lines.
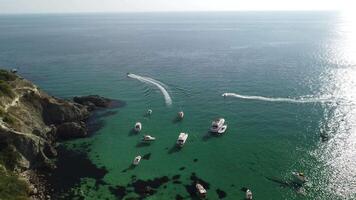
xmin=217 ymin=125 xmax=227 ymax=134
xmin=142 ymin=135 xmax=156 ymax=142
xmin=133 ymin=155 xmax=141 ymax=165
xmin=196 ymin=183 xmax=207 ymax=198
xmin=147 ymin=109 xmax=152 ymax=116
xmin=245 ymin=189 xmax=253 ymax=200
xmin=178 ymin=111 xmax=184 ymax=119
xmin=292 ymin=172 xmax=307 ymax=184
xmin=176 ymin=132 xmax=188 ymax=147
xmin=134 ymin=122 xmax=142 ymax=132
xmin=210 ymin=118 xmax=225 ymax=133
xmin=11 ymin=69 xmax=18 ymax=73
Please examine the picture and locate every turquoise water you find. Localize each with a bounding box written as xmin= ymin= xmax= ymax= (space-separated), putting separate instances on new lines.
xmin=1 ymin=12 xmax=356 ymax=199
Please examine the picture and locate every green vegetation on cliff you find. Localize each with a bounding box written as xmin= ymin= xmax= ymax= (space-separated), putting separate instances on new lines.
xmin=0 ymin=80 xmax=14 ymax=97
xmin=0 ymin=168 xmax=29 ymax=200
xmin=0 ymin=69 xmax=17 ymax=81
xmin=0 ymin=142 xmax=29 ymax=200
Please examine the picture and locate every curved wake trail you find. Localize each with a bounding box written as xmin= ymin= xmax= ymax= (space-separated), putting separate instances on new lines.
xmin=222 ymin=93 xmax=332 ymax=103
xmin=128 ymin=73 xmax=172 ymax=106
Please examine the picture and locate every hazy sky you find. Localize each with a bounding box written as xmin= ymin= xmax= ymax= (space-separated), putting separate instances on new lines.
xmin=0 ymin=0 xmax=353 ymax=14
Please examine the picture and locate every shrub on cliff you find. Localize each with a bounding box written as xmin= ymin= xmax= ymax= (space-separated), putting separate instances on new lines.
xmin=0 ymin=168 xmax=29 ymax=200
xmin=0 ymin=69 xmax=17 ymax=81
xmin=0 ymin=80 xmax=14 ymax=97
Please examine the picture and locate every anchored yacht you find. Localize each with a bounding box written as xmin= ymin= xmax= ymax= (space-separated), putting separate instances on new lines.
xmin=134 ymin=122 xmax=142 ymax=132
xmin=292 ymin=172 xmax=307 ymax=184
xmin=178 ymin=111 xmax=184 ymax=119
xmin=142 ymin=135 xmax=156 ymax=142
xmin=133 ymin=155 xmax=141 ymax=165
xmin=210 ymin=118 xmax=226 ymax=134
xmin=245 ymin=189 xmax=253 ymax=200
xmin=196 ymin=183 xmax=207 ymax=198
xmin=176 ymin=133 xmax=188 ymax=147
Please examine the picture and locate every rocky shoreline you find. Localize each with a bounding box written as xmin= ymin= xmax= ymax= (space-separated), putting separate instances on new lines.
xmin=0 ymin=69 xmax=124 ymax=199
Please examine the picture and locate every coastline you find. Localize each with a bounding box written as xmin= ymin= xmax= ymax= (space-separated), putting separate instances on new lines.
xmin=0 ymin=69 xmax=125 ymax=199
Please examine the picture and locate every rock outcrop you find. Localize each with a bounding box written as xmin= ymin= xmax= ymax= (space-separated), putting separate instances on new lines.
xmin=0 ymin=69 xmax=117 ymax=199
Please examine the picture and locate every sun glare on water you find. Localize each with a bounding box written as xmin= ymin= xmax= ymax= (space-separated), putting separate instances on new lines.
xmin=310 ymin=9 xmax=356 ymax=200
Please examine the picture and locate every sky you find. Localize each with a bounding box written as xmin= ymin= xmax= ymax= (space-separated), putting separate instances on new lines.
xmin=0 ymin=0 xmax=353 ymax=14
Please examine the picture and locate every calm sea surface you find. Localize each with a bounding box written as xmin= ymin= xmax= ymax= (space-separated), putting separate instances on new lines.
xmin=0 ymin=12 xmax=355 ymax=200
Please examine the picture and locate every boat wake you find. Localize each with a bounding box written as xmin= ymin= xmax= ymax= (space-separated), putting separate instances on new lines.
xmin=222 ymin=93 xmax=332 ymax=103
xmin=128 ymin=73 xmax=172 ymax=106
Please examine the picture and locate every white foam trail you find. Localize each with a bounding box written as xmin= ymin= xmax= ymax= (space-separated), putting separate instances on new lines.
xmin=128 ymin=73 xmax=172 ymax=106
xmin=222 ymin=92 xmax=331 ymax=103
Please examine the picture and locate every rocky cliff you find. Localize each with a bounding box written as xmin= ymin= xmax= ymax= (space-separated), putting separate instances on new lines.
xmin=0 ymin=69 xmax=116 ymax=199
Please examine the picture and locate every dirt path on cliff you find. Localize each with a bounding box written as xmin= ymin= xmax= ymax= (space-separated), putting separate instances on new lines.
xmin=3 ymin=86 xmax=39 ymax=112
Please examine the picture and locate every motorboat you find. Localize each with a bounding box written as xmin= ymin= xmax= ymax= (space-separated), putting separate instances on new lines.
xmin=210 ymin=118 xmax=225 ymax=133
xmin=142 ymin=135 xmax=156 ymax=142
xmin=178 ymin=111 xmax=184 ymax=119
xmin=245 ymin=189 xmax=253 ymax=200
xmin=133 ymin=155 xmax=141 ymax=165
xmin=10 ymin=69 xmax=18 ymax=73
xmin=134 ymin=122 xmax=142 ymax=132
xmin=217 ymin=125 xmax=227 ymax=134
xmin=292 ymin=172 xmax=307 ymax=184
xmin=176 ymin=132 xmax=188 ymax=147
xmin=147 ymin=109 xmax=152 ymax=116
xmin=196 ymin=183 xmax=207 ymax=198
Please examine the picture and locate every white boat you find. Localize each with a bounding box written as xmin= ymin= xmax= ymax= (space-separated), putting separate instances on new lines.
xmin=196 ymin=183 xmax=207 ymax=198
xmin=133 ymin=155 xmax=141 ymax=165
xmin=217 ymin=125 xmax=227 ymax=134
xmin=176 ymin=132 xmax=188 ymax=147
xmin=178 ymin=111 xmax=184 ymax=119
xmin=134 ymin=122 xmax=142 ymax=132
xmin=245 ymin=189 xmax=253 ymax=200
xmin=210 ymin=118 xmax=225 ymax=133
xmin=11 ymin=69 xmax=18 ymax=73
xmin=292 ymin=172 xmax=307 ymax=184
xmin=147 ymin=109 xmax=152 ymax=116
xmin=142 ymin=135 xmax=156 ymax=142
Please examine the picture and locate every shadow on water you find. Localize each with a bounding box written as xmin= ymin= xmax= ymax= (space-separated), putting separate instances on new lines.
xmin=128 ymin=129 xmax=138 ymax=136
xmin=202 ymin=131 xmax=222 ymax=141
xmin=168 ymin=144 xmax=181 ymax=154
xmin=136 ymin=141 xmax=151 ymax=148
xmin=172 ymin=116 xmax=183 ymax=124
xmin=265 ymin=176 xmax=305 ymax=193
xmin=121 ymin=164 xmax=136 ymax=173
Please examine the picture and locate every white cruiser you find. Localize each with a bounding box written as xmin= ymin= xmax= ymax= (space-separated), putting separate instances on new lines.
xmin=133 ymin=155 xmax=141 ymax=165
xmin=196 ymin=183 xmax=207 ymax=198
xmin=134 ymin=122 xmax=142 ymax=132
xmin=210 ymin=118 xmax=227 ymax=134
xmin=142 ymin=135 xmax=156 ymax=142
xmin=178 ymin=111 xmax=184 ymax=119
xmin=176 ymin=132 xmax=188 ymax=147
xmin=245 ymin=189 xmax=253 ymax=200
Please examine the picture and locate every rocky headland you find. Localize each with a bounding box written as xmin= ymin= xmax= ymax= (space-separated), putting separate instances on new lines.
xmin=0 ymin=69 xmax=121 ymax=199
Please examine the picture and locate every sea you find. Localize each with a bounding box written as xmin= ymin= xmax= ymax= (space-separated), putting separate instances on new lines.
xmin=0 ymin=11 xmax=355 ymax=200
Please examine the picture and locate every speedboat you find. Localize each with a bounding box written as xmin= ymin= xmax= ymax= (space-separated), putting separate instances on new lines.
xmin=134 ymin=122 xmax=142 ymax=132
xmin=292 ymin=172 xmax=307 ymax=184
xmin=176 ymin=133 xmax=188 ymax=147
xmin=210 ymin=118 xmax=225 ymax=133
xmin=196 ymin=183 xmax=207 ymax=198
xmin=178 ymin=111 xmax=184 ymax=119
xmin=133 ymin=155 xmax=141 ymax=165
xmin=217 ymin=125 xmax=227 ymax=134
xmin=142 ymin=135 xmax=156 ymax=142
xmin=245 ymin=189 xmax=253 ymax=200
xmin=147 ymin=109 xmax=152 ymax=116
xmin=11 ymin=69 xmax=18 ymax=73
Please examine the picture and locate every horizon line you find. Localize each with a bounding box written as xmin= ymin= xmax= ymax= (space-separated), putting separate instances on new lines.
xmin=0 ymin=9 xmax=340 ymax=16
